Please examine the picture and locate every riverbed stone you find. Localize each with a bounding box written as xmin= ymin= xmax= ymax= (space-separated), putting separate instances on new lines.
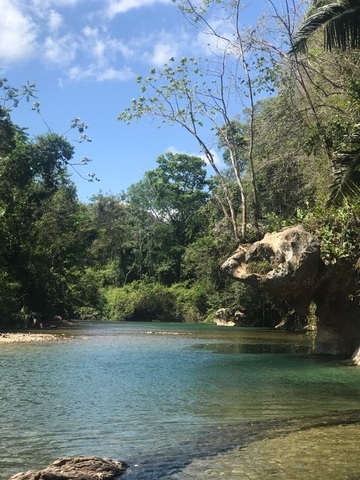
xmin=352 ymin=346 xmax=360 ymax=366
xmin=9 ymin=456 xmax=128 ymax=480
xmin=214 ymin=307 xmax=245 ymax=326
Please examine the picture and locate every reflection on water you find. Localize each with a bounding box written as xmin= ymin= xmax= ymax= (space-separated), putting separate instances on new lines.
xmin=0 ymin=322 xmax=359 ymax=479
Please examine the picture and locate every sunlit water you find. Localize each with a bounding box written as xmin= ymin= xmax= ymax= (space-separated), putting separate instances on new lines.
xmin=0 ymin=322 xmax=359 ymax=479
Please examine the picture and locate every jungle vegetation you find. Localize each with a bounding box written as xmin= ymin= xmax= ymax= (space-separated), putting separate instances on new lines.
xmin=1 ymin=0 xmax=360 ymax=328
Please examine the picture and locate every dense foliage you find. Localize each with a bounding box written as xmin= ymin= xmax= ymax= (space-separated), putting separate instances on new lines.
xmin=1 ymin=0 xmax=360 ymax=329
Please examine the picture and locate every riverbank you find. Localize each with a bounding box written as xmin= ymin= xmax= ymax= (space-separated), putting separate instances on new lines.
xmin=0 ymin=332 xmax=65 ymax=343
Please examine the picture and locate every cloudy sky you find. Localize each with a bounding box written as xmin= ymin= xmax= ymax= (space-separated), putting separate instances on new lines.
xmin=1 ymin=0 xmax=268 ymax=200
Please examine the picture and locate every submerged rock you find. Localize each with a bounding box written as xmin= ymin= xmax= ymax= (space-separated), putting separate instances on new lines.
xmin=9 ymin=456 xmax=128 ymax=480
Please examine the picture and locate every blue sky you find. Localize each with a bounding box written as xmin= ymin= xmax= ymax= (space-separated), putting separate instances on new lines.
xmin=0 ymin=0 xmax=283 ymax=201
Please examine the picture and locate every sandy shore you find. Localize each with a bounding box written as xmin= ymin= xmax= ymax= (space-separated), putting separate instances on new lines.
xmin=0 ymin=332 xmax=66 ymax=344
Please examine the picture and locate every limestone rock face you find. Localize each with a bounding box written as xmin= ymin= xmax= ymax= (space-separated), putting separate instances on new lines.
xmin=221 ymin=225 xmax=360 ymax=357
xmin=221 ymin=225 xmax=320 ymax=316
xmin=9 ymin=456 xmax=128 ymax=480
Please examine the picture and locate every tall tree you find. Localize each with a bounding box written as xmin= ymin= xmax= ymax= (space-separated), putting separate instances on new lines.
xmin=0 ymin=131 xmax=89 ymax=321
xmin=144 ymin=152 xmax=209 ymax=231
xmin=119 ymin=56 xmax=248 ymax=243
xmin=288 ymin=1 xmax=360 ymax=206
xmin=125 ymin=152 xmax=209 ymax=283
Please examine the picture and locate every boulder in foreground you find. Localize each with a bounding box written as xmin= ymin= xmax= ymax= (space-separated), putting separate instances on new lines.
xmin=9 ymin=456 xmax=128 ymax=480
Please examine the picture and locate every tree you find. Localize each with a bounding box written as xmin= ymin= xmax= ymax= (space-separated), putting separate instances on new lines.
xmin=125 ymin=152 xmax=209 ymax=283
xmin=177 ymin=0 xmax=264 ymax=234
xmin=143 ymin=152 xmax=208 ymax=231
xmin=0 ymin=77 xmax=106 ymax=325
xmin=327 ymin=124 xmax=360 ymax=205
xmin=119 ymin=1 xmax=324 ymax=242
xmin=21 ymin=184 xmax=93 ymax=320
xmin=290 ymin=0 xmax=360 ymax=54
xmin=86 ymin=193 xmax=142 ymax=286
xmin=120 ymin=56 xmax=249 ymax=242
xmin=0 ymin=130 xmax=91 ymax=322
xmin=287 ymin=1 xmax=360 ymax=206
xmin=249 ymin=95 xmax=321 ymax=219
xmin=0 ymin=82 xmax=98 ymax=324
xmin=87 ymin=194 xmax=129 ymax=267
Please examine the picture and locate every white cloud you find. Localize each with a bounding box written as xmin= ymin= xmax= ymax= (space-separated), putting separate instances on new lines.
xmin=166 ymin=145 xmax=224 ymax=170
xmin=166 ymin=146 xmax=186 ymax=155
xmin=81 ymin=26 xmax=133 ymax=60
xmin=29 ymin=0 xmax=80 ymax=9
xmin=43 ymin=34 xmax=78 ymax=66
xmin=42 ymin=25 xmax=134 ymax=82
xmin=131 ymin=30 xmax=189 ymax=67
xmin=83 ymin=25 xmax=98 ymax=38
xmin=0 ymin=0 xmax=192 ymax=82
xmin=97 ymin=66 xmax=134 ymax=81
xmin=193 ymin=16 xmax=236 ymax=56
xmin=151 ymin=41 xmax=177 ymax=67
xmin=68 ymin=64 xmax=133 ymax=82
xmin=0 ymin=0 xmax=37 ymax=63
xmin=105 ymin=0 xmax=169 ymax=17
xmin=201 ymin=149 xmax=223 ymax=169
xmin=48 ymin=9 xmax=63 ymax=32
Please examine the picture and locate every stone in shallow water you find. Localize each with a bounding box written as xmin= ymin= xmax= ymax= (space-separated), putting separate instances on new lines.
xmin=9 ymin=456 xmax=128 ymax=480
xmin=352 ymin=346 xmax=360 ymax=366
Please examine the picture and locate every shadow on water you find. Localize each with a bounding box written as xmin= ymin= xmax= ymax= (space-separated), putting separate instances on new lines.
xmin=123 ymin=409 xmax=360 ymax=479
xmin=193 ymin=341 xmax=311 ymax=355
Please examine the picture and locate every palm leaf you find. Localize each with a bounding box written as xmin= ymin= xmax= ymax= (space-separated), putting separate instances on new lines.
xmin=290 ymin=0 xmax=360 ymax=54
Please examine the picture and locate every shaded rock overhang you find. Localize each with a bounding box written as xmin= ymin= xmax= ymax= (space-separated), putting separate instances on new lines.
xmin=221 ymin=225 xmax=360 ymax=357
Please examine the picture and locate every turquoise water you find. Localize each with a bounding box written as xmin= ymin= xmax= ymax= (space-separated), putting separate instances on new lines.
xmin=1 ymin=322 xmax=359 ymax=479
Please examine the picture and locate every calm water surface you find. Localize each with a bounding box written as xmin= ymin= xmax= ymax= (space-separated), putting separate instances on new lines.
xmin=0 ymin=322 xmax=359 ymax=479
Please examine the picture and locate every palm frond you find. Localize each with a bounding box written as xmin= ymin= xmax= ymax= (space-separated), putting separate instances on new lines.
xmin=290 ymin=0 xmax=360 ymax=54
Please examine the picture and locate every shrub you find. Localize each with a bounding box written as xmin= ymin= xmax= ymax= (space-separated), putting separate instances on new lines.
xmin=103 ymin=280 xmax=178 ymax=321
xmin=169 ymin=281 xmax=212 ymax=322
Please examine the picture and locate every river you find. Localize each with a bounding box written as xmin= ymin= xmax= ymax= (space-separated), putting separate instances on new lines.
xmin=1 ymin=322 xmax=359 ymax=479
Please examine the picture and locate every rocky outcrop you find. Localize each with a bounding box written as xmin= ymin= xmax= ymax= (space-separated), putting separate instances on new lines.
xmin=9 ymin=456 xmax=128 ymax=480
xmin=221 ymin=225 xmax=360 ymax=357
xmin=214 ymin=308 xmax=245 ymax=326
